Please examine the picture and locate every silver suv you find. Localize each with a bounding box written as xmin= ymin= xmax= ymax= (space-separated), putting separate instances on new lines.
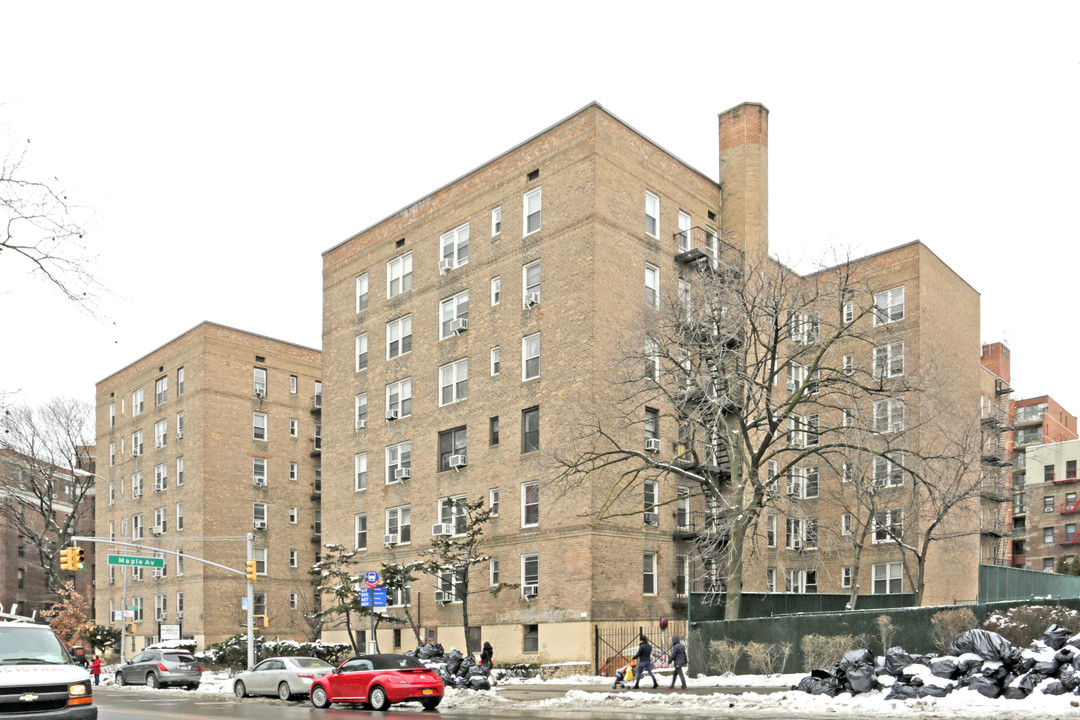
xmin=115 ymin=649 xmax=201 ymax=689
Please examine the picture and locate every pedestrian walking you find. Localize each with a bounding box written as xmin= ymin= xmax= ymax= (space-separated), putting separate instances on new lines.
xmin=480 ymin=641 xmax=494 ymax=668
xmin=631 ymin=635 xmax=658 ymax=689
xmin=668 ymin=636 xmax=687 ymax=690
xmin=90 ymin=655 xmax=101 ymax=686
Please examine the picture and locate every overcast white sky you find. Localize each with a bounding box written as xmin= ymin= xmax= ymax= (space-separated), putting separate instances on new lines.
xmin=2 ymin=2 xmax=1078 ymax=415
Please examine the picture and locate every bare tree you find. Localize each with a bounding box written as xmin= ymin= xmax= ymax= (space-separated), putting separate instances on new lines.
xmin=555 ymin=247 xmax=938 ymax=619
xmin=0 ymin=398 xmax=95 ymax=590
xmin=1 ymin=142 xmax=99 ymax=311
xmin=380 ymin=560 xmax=425 ymax=648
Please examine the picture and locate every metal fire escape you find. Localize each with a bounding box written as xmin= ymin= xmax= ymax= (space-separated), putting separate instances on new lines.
xmin=980 ymin=379 xmax=1013 ymax=565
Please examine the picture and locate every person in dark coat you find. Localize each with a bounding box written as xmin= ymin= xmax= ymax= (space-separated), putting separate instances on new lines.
xmin=480 ymin=641 xmax=494 ymax=667
xmin=90 ymin=656 xmax=102 ymax=686
xmin=668 ymin=636 xmax=687 ymax=690
xmin=631 ymin=635 xmax=658 ymax=689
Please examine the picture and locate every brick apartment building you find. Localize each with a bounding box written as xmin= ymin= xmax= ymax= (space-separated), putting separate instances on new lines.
xmin=319 ymin=102 xmax=988 ymax=661
xmin=94 ymin=322 xmax=323 ymax=651
xmin=1024 ymin=439 xmax=1080 ymax=570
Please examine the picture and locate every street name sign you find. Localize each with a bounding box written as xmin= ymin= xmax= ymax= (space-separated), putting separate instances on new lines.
xmin=108 ymin=554 xmax=165 ymax=568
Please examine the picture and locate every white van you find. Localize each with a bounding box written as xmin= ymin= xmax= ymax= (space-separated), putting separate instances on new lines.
xmin=0 ymin=620 xmax=97 ymax=720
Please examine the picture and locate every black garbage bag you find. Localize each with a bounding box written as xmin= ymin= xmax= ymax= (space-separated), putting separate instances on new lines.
xmin=1040 ymin=625 xmax=1074 ymax=651
xmin=931 ymin=659 xmax=959 ymax=680
xmin=883 ymin=647 xmax=915 ymax=676
xmin=839 ymin=649 xmax=874 ymax=671
xmin=404 ymin=650 xmax=418 ymax=658
xmin=1018 ymin=671 xmax=1050 ymax=692
xmin=796 ymin=676 xmax=818 ymax=693
xmin=468 ymin=676 xmax=491 ymax=691
xmin=467 ymin=663 xmax=486 ymax=677
xmin=439 ymin=670 xmax=455 ymax=687
xmin=917 ymin=684 xmax=950 ymax=698
xmin=909 ymin=676 xmax=924 ymax=687
xmin=1056 ymin=648 xmax=1077 ymax=665
xmin=946 ymin=630 xmax=1015 ymax=662
xmin=454 ymin=676 xmax=470 ymax=689
xmin=418 ymin=642 xmax=441 ymax=659
xmin=983 ymin=664 xmax=1010 ymax=681
xmin=885 ymin=683 xmax=920 ymax=701
xmin=806 ymin=675 xmax=844 ymax=697
xmin=957 ymin=656 xmax=984 ymax=675
xmin=1032 ymin=661 xmax=1060 ymax=677
xmin=1002 ymin=686 xmax=1030 ymax=700
xmin=967 ymin=675 xmax=1003 ymax=698
xmin=1042 ymin=681 xmax=1069 ymax=695
xmin=1014 ymin=657 xmax=1036 ymax=675
xmin=845 ymin=666 xmax=877 ymax=694
xmin=445 ymin=649 xmax=464 ymax=676
xmin=459 ymin=656 xmax=476 ymax=675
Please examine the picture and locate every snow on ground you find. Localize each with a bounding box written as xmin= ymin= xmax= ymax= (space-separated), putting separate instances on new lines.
xmin=97 ymin=666 xmax=1080 ymax=718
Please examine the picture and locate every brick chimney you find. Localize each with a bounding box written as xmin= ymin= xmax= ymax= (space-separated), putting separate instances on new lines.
xmin=719 ymin=102 xmax=769 ymax=264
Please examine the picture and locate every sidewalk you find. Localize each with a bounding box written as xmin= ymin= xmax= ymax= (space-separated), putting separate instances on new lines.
xmin=496 ymin=684 xmax=788 ymax=702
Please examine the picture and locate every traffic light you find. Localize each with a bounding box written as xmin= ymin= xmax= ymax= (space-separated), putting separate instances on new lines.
xmin=253 ymin=615 xmax=268 ymax=629
xmin=124 ymin=622 xmax=136 ymax=635
xmin=245 ymin=559 xmax=257 ymax=583
xmin=73 ymin=546 xmax=85 ymax=571
xmin=59 ymin=547 xmax=73 ymax=571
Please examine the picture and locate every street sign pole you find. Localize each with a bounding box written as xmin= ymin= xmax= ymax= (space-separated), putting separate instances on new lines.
xmin=365 ymin=571 xmax=380 ymax=654
xmin=246 ymin=533 xmax=255 ymax=671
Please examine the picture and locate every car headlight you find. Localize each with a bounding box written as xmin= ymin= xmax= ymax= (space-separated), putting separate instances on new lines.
xmin=68 ymin=683 xmax=90 ymax=697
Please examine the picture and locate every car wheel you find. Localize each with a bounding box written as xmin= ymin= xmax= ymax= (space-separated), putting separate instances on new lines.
xmin=310 ymin=685 xmax=331 ymax=709
xmin=368 ymin=685 xmax=390 ymax=712
xmin=146 ymin=673 xmax=159 ymax=689
xmin=234 ymin=681 xmax=247 ymax=698
xmin=116 ymin=673 xmax=126 ymax=687
xmin=421 ymin=697 xmax=442 ymax=710
xmin=185 ymin=685 xmax=199 ymax=691
xmin=277 ymin=682 xmax=292 ymax=701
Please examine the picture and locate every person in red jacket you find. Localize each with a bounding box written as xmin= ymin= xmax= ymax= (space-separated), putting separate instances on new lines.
xmin=90 ymin=655 xmax=102 ymax=685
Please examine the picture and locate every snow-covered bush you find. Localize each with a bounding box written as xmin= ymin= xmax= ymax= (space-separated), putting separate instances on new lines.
xmin=983 ymin=605 xmax=1080 ymax=647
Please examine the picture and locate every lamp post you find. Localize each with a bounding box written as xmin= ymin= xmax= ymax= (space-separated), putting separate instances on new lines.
xmin=73 ymin=468 xmax=129 ymax=664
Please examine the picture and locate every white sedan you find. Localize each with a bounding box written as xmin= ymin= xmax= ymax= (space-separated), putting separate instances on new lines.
xmin=233 ymin=656 xmax=335 ymax=700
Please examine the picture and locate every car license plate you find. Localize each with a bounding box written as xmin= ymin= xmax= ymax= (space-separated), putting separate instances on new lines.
xmin=422 ymin=689 xmax=433 ymax=695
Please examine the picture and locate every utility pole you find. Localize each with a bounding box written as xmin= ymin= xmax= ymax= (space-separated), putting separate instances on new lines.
xmin=246 ymin=533 xmax=255 ymax=671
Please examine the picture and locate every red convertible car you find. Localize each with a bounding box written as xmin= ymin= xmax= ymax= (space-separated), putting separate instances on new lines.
xmin=309 ymin=654 xmax=443 ymax=711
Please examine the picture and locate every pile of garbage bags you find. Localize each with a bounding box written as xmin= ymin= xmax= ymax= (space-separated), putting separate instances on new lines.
xmin=796 ymin=624 xmax=1080 ymax=701
xmin=404 ymin=642 xmax=493 ymax=691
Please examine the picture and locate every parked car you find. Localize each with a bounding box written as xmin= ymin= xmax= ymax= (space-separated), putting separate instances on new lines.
xmin=233 ymin=656 xmax=334 ymax=700
xmin=309 ymin=654 xmax=443 ymax=711
xmin=114 ymin=649 xmax=201 ymax=689
xmin=0 ymin=619 xmax=97 ymax=720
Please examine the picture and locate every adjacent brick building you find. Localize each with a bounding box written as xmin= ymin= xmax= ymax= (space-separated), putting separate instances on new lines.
xmin=319 ymin=102 xmax=989 ymax=661
xmin=94 ymin=322 xmax=322 ymax=651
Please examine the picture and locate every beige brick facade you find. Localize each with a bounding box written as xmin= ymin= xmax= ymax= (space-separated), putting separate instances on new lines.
xmin=94 ymin=322 xmax=322 ymax=651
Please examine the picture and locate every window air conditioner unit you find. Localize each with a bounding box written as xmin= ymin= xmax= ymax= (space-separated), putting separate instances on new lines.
xmin=450 ymin=318 xmax=468 ymax=334
xmin=432 ymin=523 xmax=452 ymax=537
xmin=439 ymin=258 xmax=454 ymax=274
xmin=644 ymin=512 xmax=659 ymax=525
xmin=153 ymin=483 xmax=163 ymax=492
xmin=522 ymin=584 xmax=538 ymax=600
xmin=384 ymin=533 xmax=399 ymax=547
xmin=151 ymin=524 xmax=164 ymax=536
xmin=523 ymin=293 xmax=540 ymax=309
xmin=132 ymin=448 xmax=142 ymax=457
xmin=790 ymin=540 xmax=802 ymax=550
xmin=644 ymin=438 xmax=662 ymax=453
xmin=394 ymin=468 xmax=411 ymax=481
xmin=255 ymin=387 xmax=266 ymax=398
xmin=448 ymin=454 xmax=467 ymax=469
xmin=254 ymin=477 xmax=266 ymax=487
xmin=133 ymin=489 xmax=143 ymax=498
xmin=385 ymin=410 xmax=399 ymax=422
xmin=176 ymin=430 xmax=183 ymax=439
xmin=356 ymin=419 xmax=367 ymax=431
xmin=787 ymin=381 xmax=798 ymax=391
xmin=156 ymin=612 xmax=166 ymax=621
xmin=254 ymin=520 xmax=267 ymax=530
xmin=176 ymin=611 xmax=183 ymax=619
xmin=434 ymin=590 xmax=450 ymax=604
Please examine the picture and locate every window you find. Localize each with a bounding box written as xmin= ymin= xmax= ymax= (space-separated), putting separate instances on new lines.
xmin=387 ymin=252 xmax=413 ymax=298
xmin=386 ymin=378 xmax=412 ymax=418
xmin=841 ymin=566 xmax=853 ymax=588
xmin=843 ymin=354 xmax=854 ymax=375
xmin=873 ymin=455 xmax=905 ymax=487
xmin=176 ymin=412 xmax=184 ymax=439
xmin=386 ymin=315 xmax=413 ymax=359
xmin=354 ymin=454 xmax=367 ymax=491
xmin=439 ymin=359 xmax=469 ymax=405
xmin=843 ymin=408 xmax=855 ymax=427
xmin=438 ymin=567 xmax=464 ymax=603
xmin=289 ymin=418 xmax=298 ymax=437
xmin=355 ymin=394 xmax=368 ymax=430
xmin=386 ymin=505 xmax=411 ymax=544
xmin=440 ymin=222 xmax=470 ymax=269
xmin=251 ymin=412 xmax=267 ymax=440
xmin=132 ymin=472 xmax=143 ymax=499
xmin=873 ymin=342 xmax=905 ymax=379
xmin=109 ymin=402 xmax=115 ymax=427
xmin=522 ymin=553 xmax=539 ymax=594
xmin=522 ymin=333 xmax=540 ymax=380
xmin=438 ymin=427 xmax=468 ymax=471
xmin=677 ymin=211 xmax=691 ymax=252
xmin=645 ymin=191 xmax=660 ymax=237
xmin=439 ymin=495 xmax=468 ymax=535
xmin=355 ymin=513 xmax=367 ymax=550
xmin=132 ymin=513 xmax=143 ymax=539
xmin=290 ymin=547 xmax=298 ymax=567
xmin=842 ymin=513 xmax=854 ymax=536
xmin=154 ymin=463 xmax=167 ymax=491
xmin=873 ymin=398 xmax=905 ymax=433
xmin=1044 ymin=495 xmax=1054 ymax=513
xmin=766 ymin=515 xmax=777 ymax=548
xmin=523 ymin=187 xmax=541 ymax=235
xmin=253 ymin=368 xmax=267 ymax=396
xmin=1044 ymin=527 xmax=1055 ymax=544
xmin=1045 ymin=464 xmax=1056 ymax=482
xmin=873 ymin=562 xmax=903 ymax=594
xmin=314 ymin=509 xmax=322 ymax=535
xmin=153 ymin=419 xmax=167 ymax=449
xmin=873 ymin=286 xmax=905 ymax=325
xmin=490 ymin=347 xmax=500 ymax=376
xmin=490 ymin=558 xmax=500 ymax=586
xmin=176 ymin=457 xmax=184 ymax=485
xmin=872 ymin=508 xmax=904 ymax=543
xmin=154 ymin=594 xmax=167 ymax=621
xmin=522 ymin=482 xmax=539 ymax=526
xmin=132 ymin=388 xmax=144 ymax=416
xmin=356 ymin=273 xmax=369 ymax=312
xmin=491 ymin=277 xmax=501 ymax=306
xmin=289 ymin=506 xmax=298 ymax=524
xmin=176 ymin=367 xmax=185 ymax=396
xmin=176 ymin=552 xmax=183 ymax=576
xmin=289 ymin=462 xmax=297 ymax=481
xmin=109 ymin=442 xmax=115 ymax=467
xmin=645 ymin=336 xmax=660 ymax=381
xmin=523 ymin=260 xmax=541 ymax=304
xmin=785 ymin=569 xmax=818 ymax=594
xmin=253 ymin=502 xmax=267 ymax=527
xmin=643 ymin=552 xmax=657 ymax=595
xmin=1069 ymin=461 xmax=1078 ymax=480
xmin=843 ymin=300 xmax=854 ymax=324
xmin=355 ymin=333 xmax=368 ymax=371
xmin=253 ymin=457 xmax=267 ymax=485
xmin=705 ymin=226 xmax=719 ymax=264
xmin=440 ymin=291 xmax=469 ymax=339
xmin=765 ymin=568 xmax=776 ymax=594
xmin=131 ymin=429 xmax=144 ymax=456
xmin=644 ymin=481 xmax=658 ymax=524
xmin=786 ymin=517 xmax=818 ymax=550
xmin=153 ymin=506 xmax=167 ymax=535
xmin=386 ymin=441 xmax=412 ymax=483
xmin=644 ymin=408 xmax=659 ymax=442
xmin=155 ymin=376 xmax=168 ymax=405
xmin=489 ymin=488 xmax=500 ymax=516
xmin=805 ymin=415 xmax=819 ymax=447
xmin=522 ymin=406 xmax=540 ymax=453
xmin=253 ymin=593 xmax=267 ymax=617
xmin=254 ymin=548 xmax=267 ymax=576
xmin=489 ymin=417 xmax=500 ymax=446
xmin=291 ymin=375 xmax=299 ymax=394
xmin=645 ymin=263 xmax=659 ymax=309
xmin=491 ymin=206 xmax=502 ymax=236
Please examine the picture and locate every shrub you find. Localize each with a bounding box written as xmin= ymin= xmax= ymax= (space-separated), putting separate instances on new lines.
xmin=930 ymin=607 xmax=978 ymax=650
xmin=707 ymin=639 xmax=746 ymax=675
xmin=983 ymin=604 xmax=1080 ymax=647
xmin=875 ymin=615 xmax=895 ymax=655
xmin=800 ymin=634 xmax=869 ymax=672
xmin=498 ymin=663 xmax=540 ymax=680
xmin=745 ymin=641 xmax=792 ymax=675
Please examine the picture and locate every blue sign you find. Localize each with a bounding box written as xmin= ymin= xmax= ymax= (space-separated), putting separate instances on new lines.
xmin=359 ymin=588 xmax=388 ymax=607
xmin=364 ymin=571 xmax=380 ymax=588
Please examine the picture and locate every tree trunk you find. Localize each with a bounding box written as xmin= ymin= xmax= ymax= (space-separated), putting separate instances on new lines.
xmin=343 ymin=612 xmax=358 ymax=653
xmin=461 ymin=575 xmax=476 ymax=655
xmin=724 ymin=518 xmax=746 ymax=620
